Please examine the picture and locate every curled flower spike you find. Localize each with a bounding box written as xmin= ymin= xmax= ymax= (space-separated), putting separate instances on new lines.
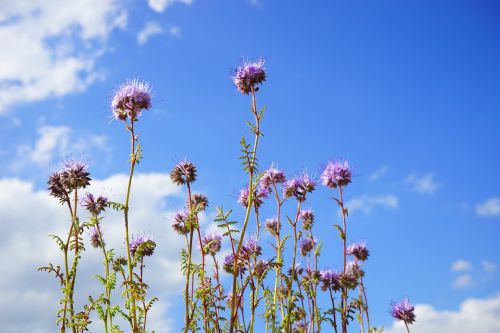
xmin=89 ymin=227 xmax=103 ymax=248
xmin=61 ymin=160 xmax=91 ymax=191
xmin=232 ymin=58 xmax=266 ymax=94
xmin=298 ymin=209 xmax=314 ymax=230
xmin=171 ymin=211 xmax=190 ymax=235
xmin=321 ymin=160 xmax=352 ymax=189
xmin=254 ymin=259 xmax=270 ymax=279
xmin=237 ymin=184 xmax=270 ymax=209
xmin=189 ymin=193 xmax=209 ymax=212
xmin=111 ymin=79 xmax=152 ymax=121
xmin=260 ymin=166 xmax=286 ymax=188
xmin=223 ymin=253 xmax=247 ymax=275
xmin=81 ymin=193 xmax=108 ymax=216
xmin=319 ymin=269 xmax=341 ymax=291
xmin=347 ymin=242 xmax=370 ymax=261
xmin=265 ymin=217 xmax=280 ymax=236
xmin=201 ymin=232 xmax=222 ymax=256
xmin=170 ymin=161 xmax=197 ymax=186
xmin=240 ymin=237 xmax=262 ymax=260
xmin=390 ymin=298 xmax=416 ymax=324
xmin=130 ymin=235 xmax=156 ymax=257
xmin=299 ymin=237 xmax=316 ymax=256
xmin=283 ymin=174 xmax=316 ymax=202
xmin=47 ymin=171 xmax=67 ymax=203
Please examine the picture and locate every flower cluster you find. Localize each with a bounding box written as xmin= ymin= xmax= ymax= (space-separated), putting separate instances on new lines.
xmin=81 ymin=193 xmax=108 ymax=216
xmin=130 ymin=235 xmax=156 ymax=257
xmin=238 ymin=184 xmax=270 ymax=209
xmin=283 ymin=174 xmax=316 ymax=201
xmin=111 ymin=79 xmax=152 ymax=121
xmin=232 ymin=58 xmax=266 ymax=94
xmin=390 ymin=298 xmax=416 ymax=324
xmin=48 ymin=160 xmax=91 ymax=203
xmin=321 ymin=160 xmax=352 ymax=189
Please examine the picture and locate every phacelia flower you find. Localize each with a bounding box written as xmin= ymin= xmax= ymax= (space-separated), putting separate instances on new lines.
xmin=298 ymin=209 xmax=314 ymax=230
xmin=321 ymin=160 xmax=352 ymax=189
xmin=265 ymin=217 xmax=280 ymax=236
xmin=111 ymin=79 xmax=152 ymax=121
xmin=226 ymin=292 xmax=244 ymax=309
xmin=61 ymin=160 xmax=91 ymax=191
xmin=288 ymin=263 xmax=304 ymax=280
xmin=299 ymin=237 xmax=316 ymax=256
xmin=254 ymin=259 xmax=270 ymax=279
xmin=283 ymin=174 xmax=316 ymax=202
xmin=260 ymin=166 xmax=286 ymax=188
xmin=319 ymin=269 xmax=341 ymax=291
xmin=223 ymin=253 xmax=247 ymax=275
xmin=201 ymin=232 xmax=222 ymax=256
xmin=81 ymin=193 xmax=108 ymax=216
xmin=89 ymin=227 xmax=103 ymax=248
xmin=171 ymin=211 xmax=190 ymax=235
xmin=232 ymin=58 xmax=266 ymax=94
xmin=170 ymin=161 xmax=197 ymax=186
xmin=47 ymin=171 xmax=67 ymax=202
xmin=241 ymin=237 xmax=262 ymax=259
xmin=238 ymin=185 xmax=270 ymax=209
xmin=347 ymin=242 xmax=370 ymax=261
xmin=112 ymin=256 xmax=128 ymax=272
xmin=291 ymin=320 xmax=306 ymax=333
xmin=130 ymin=235 xmax=156 ymax=257
xmin=390 ymin=298 xmax=416 ymax=324
xmin=189 ymin=193 xmax=209 ymax=212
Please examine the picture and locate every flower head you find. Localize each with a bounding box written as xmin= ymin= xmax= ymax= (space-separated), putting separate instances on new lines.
xmin=390 ymin=298 xmax=416 ymax=324
xmin=112 ymin=79 xmax=152 ymax=121
xmin=47 ymin=171 xmax=67 ymax=202
xmin=89 ymin=227 xmax=103 ymax=248
xmin=319 ymin=269 xmax=341 ymax=291
xmin=81 ymin=193 xmax=108 ymax=216
xmin=201 ymin=232 xmax=222 ymax=256
xmin=223 ymin=253 xmax=247 ymax=275
xmin=189 ymin=193 xmax=209 ymax=212
xmin=232 ymin=58 xmax=266 ymax=94
xmin=321 ymin=160 xmax=352 ymax=189
xmin=283 ymin=174 xmax=316 ymax=202
xmin=241 ymin=237 xmax=262 ymax=259
xmin=298 ymin=209 xmax=314 ymax=230
xmin=299 ymin=237 xmax=316 ymax=256
xmin=238 ymin=184 xmax=270 ymax=209
xmin=265 ymin=217 xmax=280 ymax=236
xmin=130 ymin=235 xmax=156 ymax=257
xmin=170 ymin=161 xmax=197 ymax=186
xmin=347 ymin=242 xmax=370 ymax=261
xmin=61 ymin=160 xmax=91 ymax=191
xmin=171 ymin=211 xmax=190 ymax=235
xmin=260 ymin=166 xmax=286 ymax=188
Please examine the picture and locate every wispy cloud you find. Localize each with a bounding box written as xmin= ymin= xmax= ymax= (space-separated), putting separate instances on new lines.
xmin=369 ymin=165 xmax=388 ymax=181
xmin=346 ymin=194 xmax=398 ymax=214
xmin=476 ymin=198 xmax=500 ymax=217
xmin=481 ymin=260 xmax=498 ymax=273
xmin=137 ymin=21 xmax=164 ymax=45
xmin=147 ymin=0 xmax=192 ymax=13
xmin=451 ymin=259 xmax=472 ymax=272
xmin=406 ymin=173 xmax=441 ymax=194
xmin=452 ymin=274 xmax=474 ymax=289
xmin=0 ymin=0 xmax=127 ymax=112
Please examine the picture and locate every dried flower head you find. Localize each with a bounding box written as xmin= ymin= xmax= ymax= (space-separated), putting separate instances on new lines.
xmin=130 ymin=235 xmax=156 ymax=257
xmin=233 ymin=58 xmax=266 ymax=94
xmin=82 ymin=193 xmax=108 ymax=216
xmin=321 ymin=160 xmax=352 ymax=189
xmin=112 ymin=79 xmax=152 ymax=121
xmin=61 ymin=160 xmax=91 ymax=191
xmin=201 ymin=232 xmax=222 ymax=256
xmin=298 ymin=209 xmax=314 ymax=230
xmin=260 ymin=166 xmax=286 ymax=188
xmin=390 ymin=298 xmax=416 ymax=324
xmin=89 ymin=227 xmax=103 ymax=248
xmin=283 ymin=174 xmax=316 ymax=202
xmin=170 ymin=161 xmax=197 ymax=186
xmin=299 ymin=237 xmax=316 ymax=256
xmin=347 ymin=242 xmax=370 ymax=261
xmin=238 ymin=185 xmax=270 ymax=209
xmin=171 ymin=211 xmax=190 ymax=235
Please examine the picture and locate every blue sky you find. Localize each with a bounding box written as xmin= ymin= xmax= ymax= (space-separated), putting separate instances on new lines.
xmin=0 ymin=1 xmax=499 ymax=332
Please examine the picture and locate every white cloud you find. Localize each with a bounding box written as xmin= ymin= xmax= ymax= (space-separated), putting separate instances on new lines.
xmin=369 ymin=165 xmax=388 ymax=181
xmin=11 ymin=125 xmax=110 ymax=171
xmin=476 ymin=198 xmax=500 ymax=217
xmin=346 ymin=194 xmax=398 ymax=214
xmin=137 ymin=21 xmax=164 ymax=45
xmin=385 ymin=294 xmax=500 ymax=333
xmin=0 ymin=0 xmax=127 ymax=112
xmin=169 ymin=26 xmax=183 ymax=38
xmin=0 ymin=173 xmax=183 ymax=332
xmin=452 ymin=274 xmax=473 ymax=289
xmin=451 ymin=259 xmax=471 ymax=272
xmin=481 ymin=260 xmax=498 ymax=273
xmin=407 ymin=173 xmax=441 ymax=194
xmin=147 ymin=0 xmax=193 ymax=13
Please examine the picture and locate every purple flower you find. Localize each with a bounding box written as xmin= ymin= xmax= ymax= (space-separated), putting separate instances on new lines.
xmin=390 ymin=298 xmax=416 ymax=324
xmin=260 ymin=166 xmax=286 ymax=188
xmin=170 ymin=161 xmax=197 ymax=185
xmin=298 ymin=209 xmax=314 ymax=230
xmin=81 ymin=193 xmax=108 ymax=216
xmin=321 ymin=160 xmax=352 ymax=189
xmin=130 ymin=235 xmax=156 ymax=257
xmin=347 ymin=242 xmax=370 ymax=261
xmin=232 ymin=58 xmax=266 ymax=94
xmin=283 ymin=174 xmax=316 ymax=202
xmin=223 ymin=253 xmax=246 ymax=275
xmin=89 ymin=227 xmax=103 ymax=248
xmin=47 ymin=171 xmax=67 ymax=202
xmin=201 ymin=232 xmax=222 ymax=255
xmin=254 ymin=259 xmax=270 ymax=279
xmin=61 ymin=160 xmax=91 ymax=191
xmin=189 ymin=193 xmax=209 ymax=212
xmin=238 ymin=184 xmax=270 ymax=209
xmin=241 ymin=237 xmax=262 ymax=259
xmin=299 ymin=237 xmax=316 ymax=256
xmin=171 ymin=211 xmax=190 ymax=235
xmin=111 ymin=79 xmax=152 ymax=121
xmin=319 ymin=269 xmax=341 ymax=291
xmin=265 ymin=217 xmax=280 ymax=235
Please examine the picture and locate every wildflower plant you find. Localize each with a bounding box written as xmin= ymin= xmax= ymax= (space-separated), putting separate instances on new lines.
xmin=41 ymin=60 xmax=415 ymax=333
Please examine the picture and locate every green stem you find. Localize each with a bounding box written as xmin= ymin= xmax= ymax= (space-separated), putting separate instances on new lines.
xmin=96 ymin=222 xmax=110 ymax=333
